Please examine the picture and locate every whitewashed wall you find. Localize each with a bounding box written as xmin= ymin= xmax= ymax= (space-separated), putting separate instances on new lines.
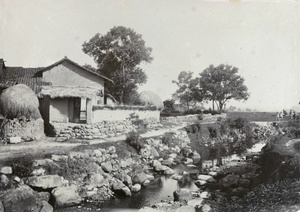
xmin=92 ymin=108 xmax=160 ymax=123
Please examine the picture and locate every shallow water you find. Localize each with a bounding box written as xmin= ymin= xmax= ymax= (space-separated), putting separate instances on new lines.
xmin=57 ymin=166 xmax=199 ymax=212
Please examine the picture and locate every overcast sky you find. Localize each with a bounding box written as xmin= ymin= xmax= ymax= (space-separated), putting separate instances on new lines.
xmin=0 ymin=0 xmax=299 ymax=111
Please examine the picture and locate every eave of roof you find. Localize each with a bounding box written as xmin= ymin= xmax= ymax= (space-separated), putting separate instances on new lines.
xmin=43 ymin=57 xmax=114 ymax=83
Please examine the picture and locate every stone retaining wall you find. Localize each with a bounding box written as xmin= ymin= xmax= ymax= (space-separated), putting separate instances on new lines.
xmin=53 ymin=118 xmax=160 ymax=141
xmin=2 ymin=118 xmax=45 ymax=142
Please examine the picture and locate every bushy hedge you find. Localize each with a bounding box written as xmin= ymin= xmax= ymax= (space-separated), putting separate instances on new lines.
xmin=6 ymin=155 xmax=34 ymax=177
xmin=125 ymin=131 xmax=145 ymax=152
xmin=207 ymin=178 xmax=300 ymax=212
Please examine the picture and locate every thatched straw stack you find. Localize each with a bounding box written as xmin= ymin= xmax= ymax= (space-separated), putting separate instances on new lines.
xmin=0 ymin=84 xmax=41 ymax=120
xmin=139 ymin=91 xmax=164 ymax=110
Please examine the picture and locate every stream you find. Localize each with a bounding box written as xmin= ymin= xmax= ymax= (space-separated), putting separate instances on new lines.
xmin=57 ymin=142 xmax=266 ymax=212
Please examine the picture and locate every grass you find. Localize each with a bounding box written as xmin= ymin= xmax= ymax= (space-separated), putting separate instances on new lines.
xmin=226 ymin=112 xmax=283 ymax=122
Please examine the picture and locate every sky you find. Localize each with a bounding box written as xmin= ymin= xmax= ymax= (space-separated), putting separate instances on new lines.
xmin=0 ymin=0 xmax=299 ymax=112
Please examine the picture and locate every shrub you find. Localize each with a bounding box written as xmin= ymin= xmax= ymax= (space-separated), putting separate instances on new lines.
xmin=208 ymin=126 xmax=218 ymax=138
xmin=162 ymin=132 xmax=182 ymax=147
xmin=7 ymin=155 xmax=34 ymax=177
xmin=125 ymin=131 xmax=144 ymax=152
xmin=207 ymin=178 xmax=300 ymax=212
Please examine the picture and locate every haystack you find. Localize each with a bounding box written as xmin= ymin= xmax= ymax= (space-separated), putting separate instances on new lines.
xmin=139 ymin=91 xmax=164 ymax=110
xmin=0 ymin=84 xmax=41 ymax=120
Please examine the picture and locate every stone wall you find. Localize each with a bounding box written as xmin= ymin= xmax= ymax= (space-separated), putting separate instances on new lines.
xmin=53 ymin=118 xmax=160 ymax=141
xmin=160 ymin=113 xmax=227 ymax=125
xmin=2 ymin=118 xmax=45 ymax=142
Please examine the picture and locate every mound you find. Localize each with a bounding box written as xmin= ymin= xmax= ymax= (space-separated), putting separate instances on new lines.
xmin=139 ymin=91 xmax=164 ymax=110
xmin=0 ymin=84 xmax=41 ymax=120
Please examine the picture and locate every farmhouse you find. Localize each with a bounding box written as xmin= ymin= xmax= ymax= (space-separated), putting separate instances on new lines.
xmin=0 ymin=57 xmax=113 ymax=124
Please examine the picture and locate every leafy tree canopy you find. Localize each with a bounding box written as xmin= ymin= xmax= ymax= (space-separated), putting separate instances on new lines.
xmin=172 ymin=71 xmax=204 ymax=111
xmin=199 ymin=64 xmax=250 ymax=112
xmin=82 ymin=26 xmax=153 ymax=104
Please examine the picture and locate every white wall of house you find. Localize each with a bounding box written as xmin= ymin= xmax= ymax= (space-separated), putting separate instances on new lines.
xmin=43 ymin=61 xmax=105 ymax=103
xmin=50 ymin=98 xmax=69 ymax=123
xmin=92 ymin=108 xmax=160 ymax=123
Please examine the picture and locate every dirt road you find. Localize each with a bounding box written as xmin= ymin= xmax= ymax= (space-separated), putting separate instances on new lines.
xmin=0 ymin=123 xmax=188 ymax=163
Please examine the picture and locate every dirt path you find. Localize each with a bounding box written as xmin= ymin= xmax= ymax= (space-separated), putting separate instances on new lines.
xmin=0 ymin=123 xmax=188 ymax=162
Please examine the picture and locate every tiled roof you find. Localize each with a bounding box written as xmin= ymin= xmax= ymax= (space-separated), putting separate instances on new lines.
xmin=0 ymin=57 xmax=113 ymax=95
xmin=0 ymin=67 xmax=43 ymax=94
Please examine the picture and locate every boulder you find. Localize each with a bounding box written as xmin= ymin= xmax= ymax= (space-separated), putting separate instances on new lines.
xmin=146 ymin=174 xmax=154 ymax=181
xmin=27 ymin=175 xmax=65 ymax=189
xmin=38 ymin=192 xmax=50 ymax=202
xmin=191 ymin=152 xmax=201 ymax=163
xmin=112 ymin=179 xmax=126 ymax=191
xmin=164 ymin=167 xmax=175 ymax=175
xmin=197 ymin=175 xmax=216 ymax=183
xmin=172 ymin=174 xmax=183 ymax=181
xmin=123 ymin=175 xmax=132 ymax=187
xmin=101 ymin=161 xmax=113 ymax=173
xmin=176 ymin=205 xmax=195 ymax=211
xmin=120 ymin=186 xmax=132 ymax=197
xmin=169 ymin=153 xmax=177 ymax=158
xmin=51 ymin=155 xmax=68 ymax=162
xmin=195 ymin=180 xmax=207 ymax=187
xmin=183 ymin=158 xmax=193 ymax=165
xmin=13 ymin=176 xmax=21 ymax=183
xmin=32 ymin=168 xmax=46 ymax=176
xmin=0 ymin=185 xmax=41 ymax=212
xmin=94 ymin=149 xmax=102 ymax=158
xmin=40 ymin=201 xmax=53 ymax=212
xmin=0 ymin=175 xmax=9 ymax=187
xmin=131 ymin=184 xmax=141 ymax=192
xmin=51 ymin=186 xmax=81 ymax=207
xmin=154 ymin=164 xmax=169 ymax=172
xmin=143 ymin=180 xmax=150 ymax=186
xmin=108 ymin=146 xmax=116 ymax=154
xmin=201 ymin=204 xmax=212 ymax=212
xmin=152 ymin=160 xmax=161 ymax=167
xmin=9 ymin=137 xmax=21 ymax=144
xmin=161 ymin=159 xmax=173 ymax=167
xmin=173 ymin=188 xmax=193 ymax=202
xmin=33 ymin=159 xmax=53 ymax=167
xmin=112 ymin=180 xmax=131 ymax=197
xmin=220 ymin=174 xmax=240 ymax=190
xmin=132 ymin=172 xmax=148 ymax=184
xmin=87 ymin=173 xmax=105 ymax=189
xmin=0 ymin=166 xmax=12 ymax=175
xmin=200 ymin=191 xmax=210 ymax=199
xmin=187 ymin=198 xmax=204 ymax=208
xmin=208 ymin=171 xmax=218 ymax=177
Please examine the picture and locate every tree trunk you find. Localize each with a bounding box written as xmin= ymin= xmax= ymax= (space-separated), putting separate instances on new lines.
xmin=219 ymin=101 xmax=223 ymax=113
xmin=212 ymin=100 xmax=214 ymax=110
xmin=217 ymin=157 xmax=223 ymax=166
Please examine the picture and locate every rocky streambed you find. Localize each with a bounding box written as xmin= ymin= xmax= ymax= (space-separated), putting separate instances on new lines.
xmin=0 ymin=121 xmax=280 ymax=212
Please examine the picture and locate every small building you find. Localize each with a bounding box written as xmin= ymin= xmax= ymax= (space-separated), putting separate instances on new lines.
xmin=0 ymin=57 xmax=113 ymax=124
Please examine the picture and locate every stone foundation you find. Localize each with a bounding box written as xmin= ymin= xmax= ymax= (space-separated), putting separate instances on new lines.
xmin=1 ymin=118 xmax=45 ymax=142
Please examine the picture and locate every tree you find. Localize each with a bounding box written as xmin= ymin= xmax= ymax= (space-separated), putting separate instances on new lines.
xmin=172 ymin=71 xmax=203 ymax=112
xmin=82 ymin=26 xmax=153 ymax=104
xmin=163 ymin=99 xmax=175 ymax=113
xmin=199 ymin=64 xmax=250 ymax=112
